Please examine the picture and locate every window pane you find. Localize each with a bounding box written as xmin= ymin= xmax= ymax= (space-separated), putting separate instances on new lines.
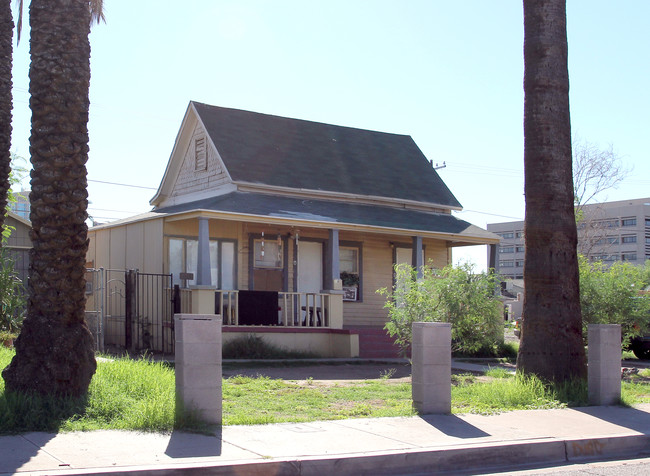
xmin=187 ymin=240 xmax=198 ymax=286
xmin=221 ymin=242 xmax=236 ymax=289
xmin=210 ymin=241 xmax=219 ymax=287
xmin=169 ymin=239 xmax=183 ymax=287
xmin=254 ymin=239 xmax=282 ymax=268
xmin=340 ymin=247 xmax=358 ymax=273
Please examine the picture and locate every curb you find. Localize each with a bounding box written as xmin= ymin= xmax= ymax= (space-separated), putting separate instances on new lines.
xmin=13 ymin=433 xmax=649 ymax=476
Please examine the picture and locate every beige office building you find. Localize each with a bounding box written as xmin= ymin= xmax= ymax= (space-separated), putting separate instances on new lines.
xmin=488 ymin=197 xmax=650 ymax=279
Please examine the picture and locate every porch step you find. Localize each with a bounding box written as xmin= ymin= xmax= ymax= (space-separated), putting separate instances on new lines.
xmin=349 ymin=328 xmax=405 ymax=359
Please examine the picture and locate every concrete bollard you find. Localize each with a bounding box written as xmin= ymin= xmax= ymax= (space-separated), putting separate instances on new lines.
xmin=588 ymin=324 xmax=621 ymax=406
xmin=175 ymin=314 xmax=222 ymax=425
xmin=411 ymin=322 xmax=451 ymax=414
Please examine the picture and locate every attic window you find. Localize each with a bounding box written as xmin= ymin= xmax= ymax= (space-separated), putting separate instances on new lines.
xmin=194 ymin=137 xmax=207 ymax=171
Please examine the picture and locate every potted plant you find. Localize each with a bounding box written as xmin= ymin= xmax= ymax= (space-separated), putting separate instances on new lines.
xmin=340 ymin=271 xmax=359 ymax=301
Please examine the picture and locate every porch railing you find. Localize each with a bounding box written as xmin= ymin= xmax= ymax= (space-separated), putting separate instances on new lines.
xmin=216 ymin=290 xmax=331 ymax=328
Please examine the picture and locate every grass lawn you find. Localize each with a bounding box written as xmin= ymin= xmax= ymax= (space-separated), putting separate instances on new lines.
xmin=1 ymin=347 xmax=649 ymax=434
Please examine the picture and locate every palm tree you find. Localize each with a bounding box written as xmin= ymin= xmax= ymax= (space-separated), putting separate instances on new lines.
xmin=0 ymin=0 xmax=13 ymax=238
xmin=2 ymin=0 xmax=104 ymax=397
xmin=516 ymin=0 xmax=587 ymax=383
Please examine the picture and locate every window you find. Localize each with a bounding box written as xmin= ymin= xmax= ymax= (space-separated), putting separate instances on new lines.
xmin=646 ymin=237 xmax=650 ymax=244
xmin=621 ymin=253 xmax=637 ymax=262
xmin=621 ymin=217 xmax=637 ymax=227
xmin=594 ymin=219 xmax=618 ymax=229
xmin=590 ymin=254 xmax=618 ymax=262
xmin=194 ymin=137 xmax=207 ymax=171
xmin=340 ymin=245 xmax=361 ymax=301
xmin=594 ymin=236 xmax=619 ymax=246
xmin=622 ymin=235 xmax=637 ymax=244
xmin=646 ymin=218 xmax=650 ymax=226
xmin=254 ymin=238 xmax=283 ymax=268
xmin=515 ymin=231 xmax=524 ymax=238
xmin=500 ymin=246 xmax=514 ymax=253
xmin=515 ymin=260 xmax=524 ymax=267
xmin=499 ymin=232 xmax=514 ymax=239
xmin=516 ymin=246 xmax=525 ymax=253
xmin=499 ymin=261 xmax=514 ymax=268
xmin=169 ymin=237 xmax=236 ymax=288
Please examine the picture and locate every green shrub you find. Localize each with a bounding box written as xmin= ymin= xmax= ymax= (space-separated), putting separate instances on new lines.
xmin=379 ymin=262 xmax=503 ymax=356
xmin=579 ymin=256 xmax=650 ymax=346
xmin=222 ymin=334 xmax=319 ymax=359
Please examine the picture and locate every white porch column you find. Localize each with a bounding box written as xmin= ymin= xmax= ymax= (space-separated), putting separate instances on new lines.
xmin=196 ymin=217 xmax=212 ymax=286
xmin=412 ymin=236 xmax=424 ymax=279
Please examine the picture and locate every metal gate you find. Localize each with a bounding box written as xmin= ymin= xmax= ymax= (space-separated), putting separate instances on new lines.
xmin=85 ymin=268 xmax=176 ymax=355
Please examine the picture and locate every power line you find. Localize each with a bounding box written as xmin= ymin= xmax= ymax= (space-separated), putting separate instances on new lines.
xmin=88 ymin=179 xmax=157 ymax=190
xmin=455 ymin=209 xmax=523 ymax=220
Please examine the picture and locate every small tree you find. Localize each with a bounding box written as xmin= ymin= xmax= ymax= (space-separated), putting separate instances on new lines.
xmin=378 ymin=262 xmax=503 ymax=356
xmin=579 ymin=256 xmax=650 ymax=346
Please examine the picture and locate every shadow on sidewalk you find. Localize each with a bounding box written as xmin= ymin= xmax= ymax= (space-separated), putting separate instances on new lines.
xmin=0 ymin=432 xmax=57 ymax=474
xmin=575 ymin=404 xmax=650 ymax=435
xmin=165 ymin=428 xmax=223 ymax=458
xmin=420 ymin=414 xmax=490 ymax=439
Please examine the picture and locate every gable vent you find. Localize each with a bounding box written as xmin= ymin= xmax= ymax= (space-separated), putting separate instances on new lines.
xmin=194 ymin=137 xmax=207 ymax=171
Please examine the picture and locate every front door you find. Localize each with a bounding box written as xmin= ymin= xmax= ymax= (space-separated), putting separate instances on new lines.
xmin=297 ymin=241 xmax=323 ymax=324
xmin=298 ymin=241 xmax=323 ymax=293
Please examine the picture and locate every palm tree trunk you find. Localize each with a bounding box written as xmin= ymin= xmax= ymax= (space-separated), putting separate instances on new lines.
xmin=2 ymin=0 xmax=96 ymax=396
xmin=0 ymin=0 xmax=12 ymax=236
xmin=516 ymin=0 xmax=587 ymax=383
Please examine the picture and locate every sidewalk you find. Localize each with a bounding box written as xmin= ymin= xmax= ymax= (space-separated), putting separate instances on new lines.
xmin=2 ymin=403 xmax=649 ymax=475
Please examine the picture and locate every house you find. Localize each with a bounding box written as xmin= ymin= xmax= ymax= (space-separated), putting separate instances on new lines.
xmin=86 ymin=102 xmax=499 ymax=357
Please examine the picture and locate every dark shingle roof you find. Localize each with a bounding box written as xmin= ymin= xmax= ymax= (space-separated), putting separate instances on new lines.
xmin=192 ymin=102 xmax=462 ymax=208
xmin=153 ymin=192 xmax=490 ymax=239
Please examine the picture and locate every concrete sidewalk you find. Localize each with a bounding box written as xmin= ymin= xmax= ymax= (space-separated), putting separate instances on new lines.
xmin=1 ymin=403 xmax=649 ymax=475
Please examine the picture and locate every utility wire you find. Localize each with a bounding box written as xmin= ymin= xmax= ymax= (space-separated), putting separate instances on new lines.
xmin=88 ymin=179 xmax=157 ymax=190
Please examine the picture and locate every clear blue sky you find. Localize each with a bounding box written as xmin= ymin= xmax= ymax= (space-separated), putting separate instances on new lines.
xmin=9 ymin=1 xmax=650 ymax=269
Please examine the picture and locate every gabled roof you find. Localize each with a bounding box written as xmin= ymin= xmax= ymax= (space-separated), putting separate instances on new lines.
xmin=189 ymin=102 xmax=462 ymax=209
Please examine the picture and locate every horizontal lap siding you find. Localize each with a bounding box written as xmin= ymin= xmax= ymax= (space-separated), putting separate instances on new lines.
xmin=343 ymin=234 xmax=450 ymax=328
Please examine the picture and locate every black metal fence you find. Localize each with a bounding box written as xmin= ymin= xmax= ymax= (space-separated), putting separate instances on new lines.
xmin=86 ymin=269 xmax=176 ymax=355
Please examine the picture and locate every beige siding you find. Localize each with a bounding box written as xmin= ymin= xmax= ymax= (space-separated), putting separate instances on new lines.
xmin=5 ymin=216 xmax=31 ymax=249
xmin=144 ymin=220 xmax=164 ymax=273
xmin=170 ymin=123 xmax=229 ymax=199
xmin=125 ymin=222 xmax=144 ymax=269
xmin=87 ymin=218 xmax=164 ymax=273
xmin=341 ymin=233 xmax=450 ymax=328
xmin=109 ymin=227 xmax=126 ymax=269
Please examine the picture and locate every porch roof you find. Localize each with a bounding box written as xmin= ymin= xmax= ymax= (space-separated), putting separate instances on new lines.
xmin=154 ymin=192 xmax=499 ymax=245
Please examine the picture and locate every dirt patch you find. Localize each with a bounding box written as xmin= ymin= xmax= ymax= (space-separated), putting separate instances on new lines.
xmin=223 ymin=361 xmax=413 ymax=384
xmin=221 ymin=361 xmax=499 ymax=388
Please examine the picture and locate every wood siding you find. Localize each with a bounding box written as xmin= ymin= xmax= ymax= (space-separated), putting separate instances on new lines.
xmin=170 ymin=123 xmax=230 ymax=199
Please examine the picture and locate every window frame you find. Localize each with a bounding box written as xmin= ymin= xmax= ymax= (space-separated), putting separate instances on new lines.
xmin=168 ymin=236 xmax=238 ymax=289
xmin=340 ymin=241 xmax=362 ymax=302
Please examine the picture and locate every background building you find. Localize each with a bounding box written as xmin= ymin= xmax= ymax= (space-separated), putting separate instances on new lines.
xmin=488 ymin=197 xmax=650 ymax=279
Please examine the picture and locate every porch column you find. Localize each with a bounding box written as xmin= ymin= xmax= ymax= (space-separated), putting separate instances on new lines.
xmin=325 ymin=229 xmax=341 ymax=290
xmin=196 ymin=217 xmax=212 ymax=286
xmin=412 ymin=236 xmax=424 ymax=279
xmin=488 ymin=243 xmax=498 ymax=270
